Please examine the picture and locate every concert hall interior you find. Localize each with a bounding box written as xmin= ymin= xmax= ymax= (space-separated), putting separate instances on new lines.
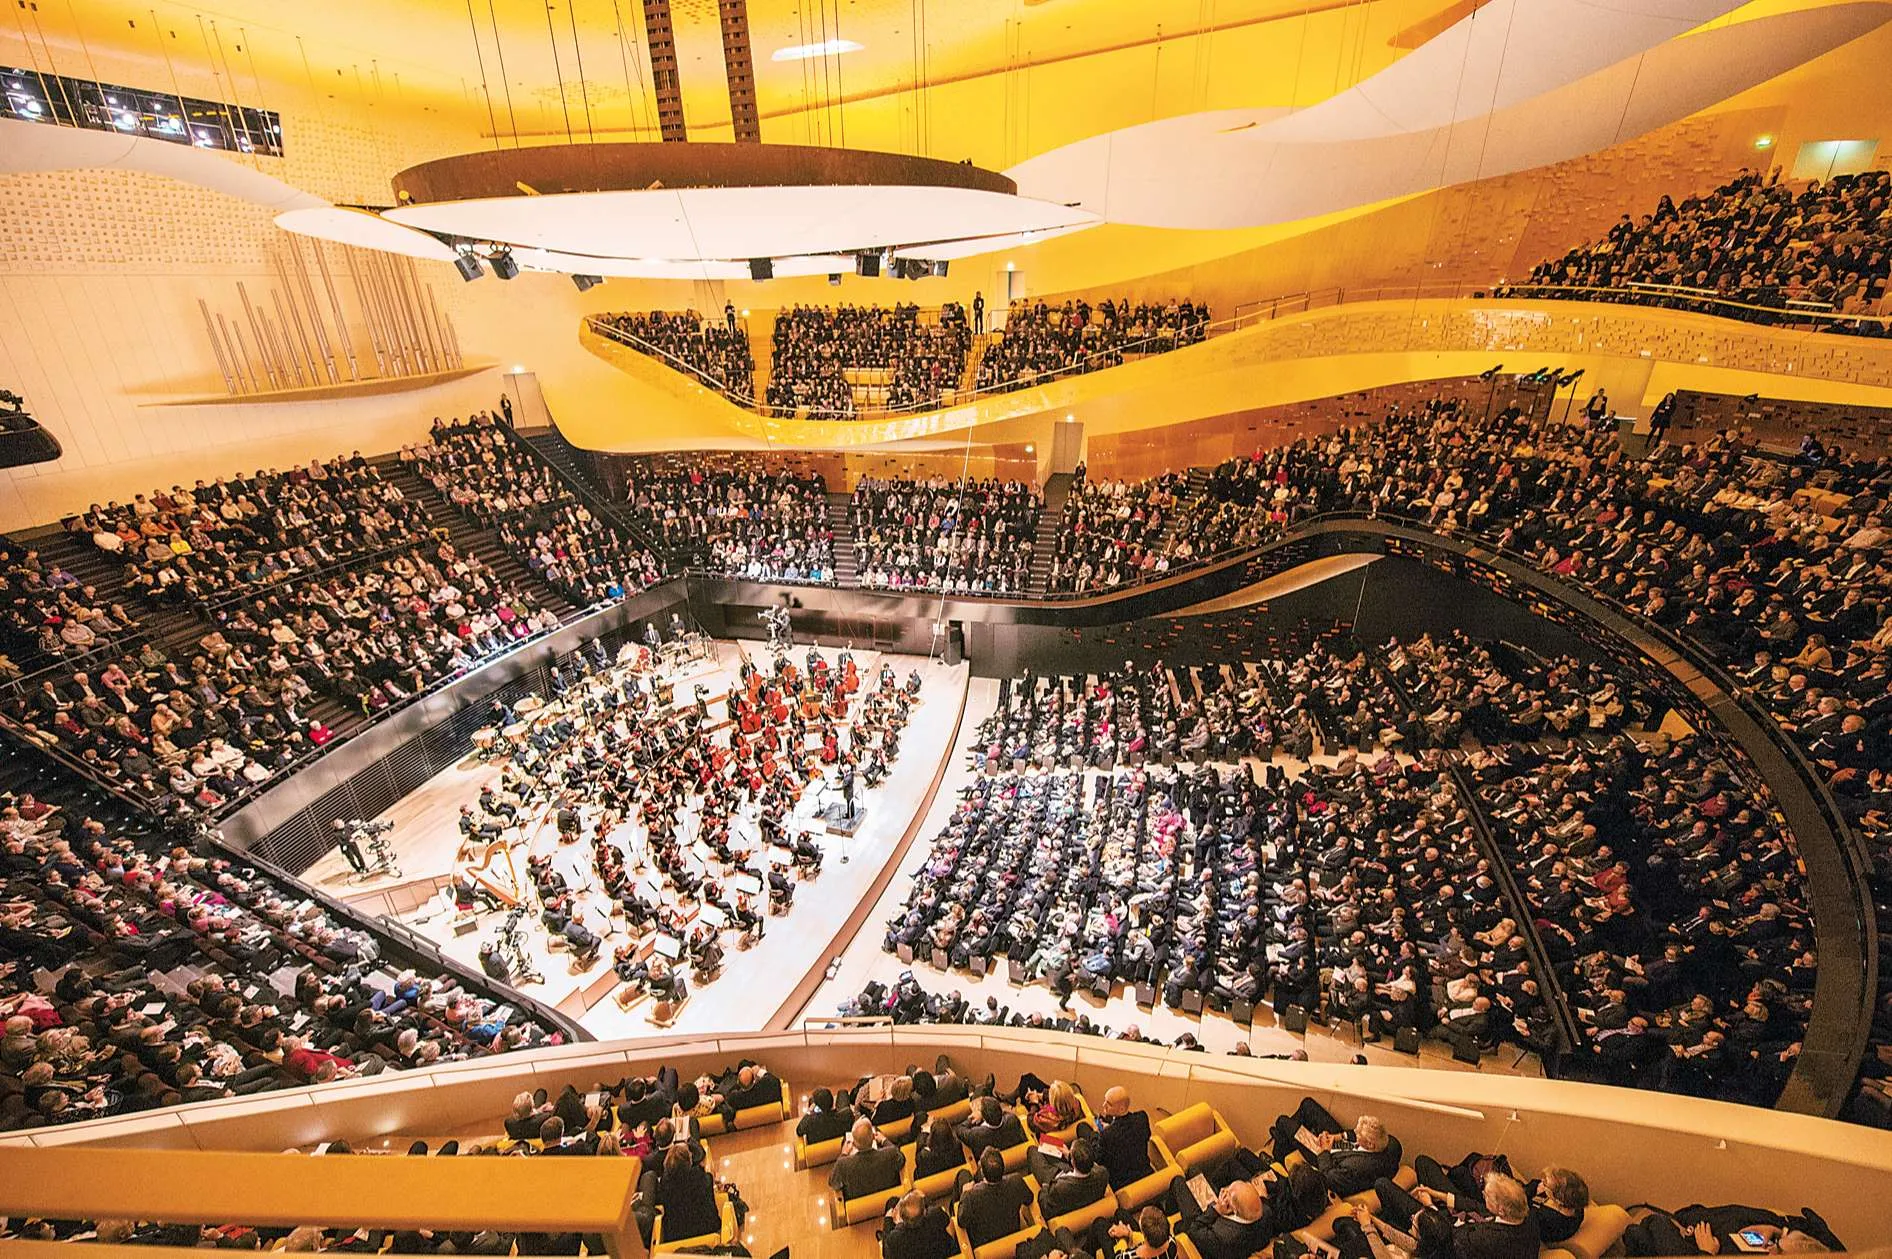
xmin=6 ymin=0 xmax=1892 ymax=1254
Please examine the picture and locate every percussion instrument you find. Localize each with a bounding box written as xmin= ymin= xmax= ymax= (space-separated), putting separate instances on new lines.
xmin=514 ymin=696 xmax=545 ymax=715
xmin=502 ymin=722 xmax=529 ymax=738
xmin=472 ymin=727 xmax=498 ymax=751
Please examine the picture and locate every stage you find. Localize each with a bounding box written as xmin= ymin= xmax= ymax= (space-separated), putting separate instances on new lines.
xmin=308 ymin=638 xmax=969 ymax=1037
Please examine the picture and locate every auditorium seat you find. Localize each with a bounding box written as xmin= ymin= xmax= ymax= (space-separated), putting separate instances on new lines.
xmin=953 ymin=1178 xmax=1043 ymax=1259
xmin=1114 ymin=1137 xmax=1180 ymax=1211
xmin=1153 ymin=1103 xmax=1240 ymax=1175
xmin=795 ymin=1129 xmax=844 ymax=1169
xmin=904 ymin=1143 xmax=972 ymax=1201
xmin=652 ymin=1189 xmax=739 ymax=1252
xmin=1544 ymin=1203 xmax=1633 ymax=1259
xmin=699 ymin=1077 xmax=792 ymax=1135
xmin=1288 ymin=1165 xmax=1420 ymax=1244
xmin=1046 ymin=1189 xmax=1120 ymax=1238
xmin=831 ymin=1160 xmax=914 ymax=1228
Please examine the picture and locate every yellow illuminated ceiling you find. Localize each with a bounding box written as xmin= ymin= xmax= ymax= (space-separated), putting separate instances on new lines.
xmin=4 ymin=0 xmax=1443 ymax=151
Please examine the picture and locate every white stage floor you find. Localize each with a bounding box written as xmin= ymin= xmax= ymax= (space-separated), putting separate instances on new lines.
xmin=316 ymin=639 xmax=969 ymax=1038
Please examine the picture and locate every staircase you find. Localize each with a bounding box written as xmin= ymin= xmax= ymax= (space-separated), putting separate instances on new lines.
xmin=960 ymin=333 xmax=995 ymax=399
xmin=1027 ymin=473 xmax=1074 ymax=595
xmin=519 ymin=427 xmax=612 ymax=499
xmin=826 ymin=491 xmax=858 ymax=585
xmin=377 ymin=459 xmax=580 ymax=624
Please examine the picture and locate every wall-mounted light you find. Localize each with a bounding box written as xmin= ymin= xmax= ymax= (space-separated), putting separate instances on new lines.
xmin=1005 ymin=261 xmax=1016 ymax=272
xmin=1755 ymin=134 xmax=1775 ymax=149
xmin=511 ymin=364 xmax=526 ymax=374
xmin=1064 ymin=413 xmax=1075 ymax=422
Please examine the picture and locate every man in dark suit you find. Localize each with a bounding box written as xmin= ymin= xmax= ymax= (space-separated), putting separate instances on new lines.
xmin=956 ymin=1149 xmax=1033 ymax=1249
xmin=721 ymin=1064 xmax=780 ymax=1116
xmin=882 ymin=1190 xmax=958 ymax=1259
xmin=954 ymin=1096 xmax=1027 ymax=1160
xmin=1267 ymin=1099 xmax=1401 ymax=1199
xmin=1173 ymin=1177 xmax=1271 ymax=1259
xmin=1094 ymin=1087 xmax=1154 ymax=1190
xmin=1038 ymin=1139 xmax=1111 ymax=1221
xmin=830 ymin=1117 xmax=905 ymax=1203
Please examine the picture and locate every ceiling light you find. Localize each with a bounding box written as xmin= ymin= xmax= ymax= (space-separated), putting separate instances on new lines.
xmin=772 ymin=38 xmax=862 ymax=62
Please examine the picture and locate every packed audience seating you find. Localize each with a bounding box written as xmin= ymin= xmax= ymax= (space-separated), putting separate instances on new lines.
xmin=767 ymin=303 xmax=972 ymax=417
xmin=621 ymin=463 xmax=836 ymax=583
xmin=0 ymin=540 xmax=142 ymax=670
xmin=1046 ymin=472 xmax=1193 ymax=594
xmin=1468 ymin=733 xmax=1813 ymax=1104
xmin=405 ymin=417 xmax=576 ymax=525
xmin=597 ymin=311 xmax=757 ymax=398
xmin=498 ymin=506 xmax=664 ymax=608
xmin=66 ymin=454 xmax=431 ymax=607
xmin=0 ymin=798 xmax=561 ymax=1132
xmin=408 ymin=415 xmax=662 ymax=606
xmin=851 ymin=477 xmax=1041 ymax=594
xmin=1511 ymin=167 xmax=1892 ymax=331
xmin=883 ymin=654 xmax=1567 ymax=1064
xmin=978 ymin=298 xmax=1211 ymax=393
xmin=1 ymin=541 xmax=555 ymax=814
xmin=880 ymin=622 xmax=1831 ymax=1104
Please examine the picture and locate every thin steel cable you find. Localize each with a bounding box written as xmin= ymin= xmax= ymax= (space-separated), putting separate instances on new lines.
xmin=568 ymin=0 xmax=596 ymax=144
xmin=488 ymin=0 xmax=521 ymax=146
xmin=544 ymin=0 xmax=574 ymax=142
xmin=466 ymin=0 xmax=503 ymax=149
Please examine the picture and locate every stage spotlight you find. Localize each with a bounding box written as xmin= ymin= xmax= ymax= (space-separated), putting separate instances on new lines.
xmin=571 ymin=273 xmax=603 ymax=292
xmin=1478 ymin=363 xmax=1503 ymax=381
xmin=490 ymin=250 xmax=520 ymax=281
xmin=1557 ymin=368 xmax=1585 ymax=387
xmin=854 ymin=252 xmax=881 ymax=278
xmin=749 ymin=257 xmax=774 ymax=281
xmin=454 ymin=253 xmax=484 ymax=282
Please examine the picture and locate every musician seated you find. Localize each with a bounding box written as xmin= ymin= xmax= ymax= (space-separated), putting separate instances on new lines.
xmin=458 ymin=804 xmax=502 ymax=841
xmin=692 ymin=932 xmax=724 ymax=980
xmin=648 ymin=957 xmax=688 ymax=1005
xmin=613 ymin=942 xmax=648 ymax=984
xmin=564 ymin=919 xmax=602 ymax=966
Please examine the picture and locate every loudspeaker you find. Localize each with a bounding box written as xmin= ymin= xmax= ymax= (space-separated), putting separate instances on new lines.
xmin=1008 ymin=958 xmax=1028 ymax=984
xmin=1230 ymin=998 xmax=1255 ymax=1025
xmin=970 ymin=955 xmax=987 ymax=977
xmin=1180 ymin=990 xmax=1204 ymax=1014
xmin=931 ymin=260 xmax=950 ymax=278
xmin=1394 ymin=1026 xmax=1421 ymax=1055
xmin=454 ymin=254 xmax=484 ymax=282
xmin=1283 ymin=1004 xmax=1309 ymax=1034
xmin=749 ymin=257 xmax=774 ymax=281
xmin=571 ymin=273 xmax=603 ymax=291
xmin=930 ymin=947 xmax=949 ymax=971
xmin=897 ymin=942 xmax=915 ymax=965
xmin=490 ymin=251 xmax=520 ymax=281
xmin=1451 ymin=1039 xmax=1483 ymax=1065
xmin=854 ymin=252 xmax=881 ymax=277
